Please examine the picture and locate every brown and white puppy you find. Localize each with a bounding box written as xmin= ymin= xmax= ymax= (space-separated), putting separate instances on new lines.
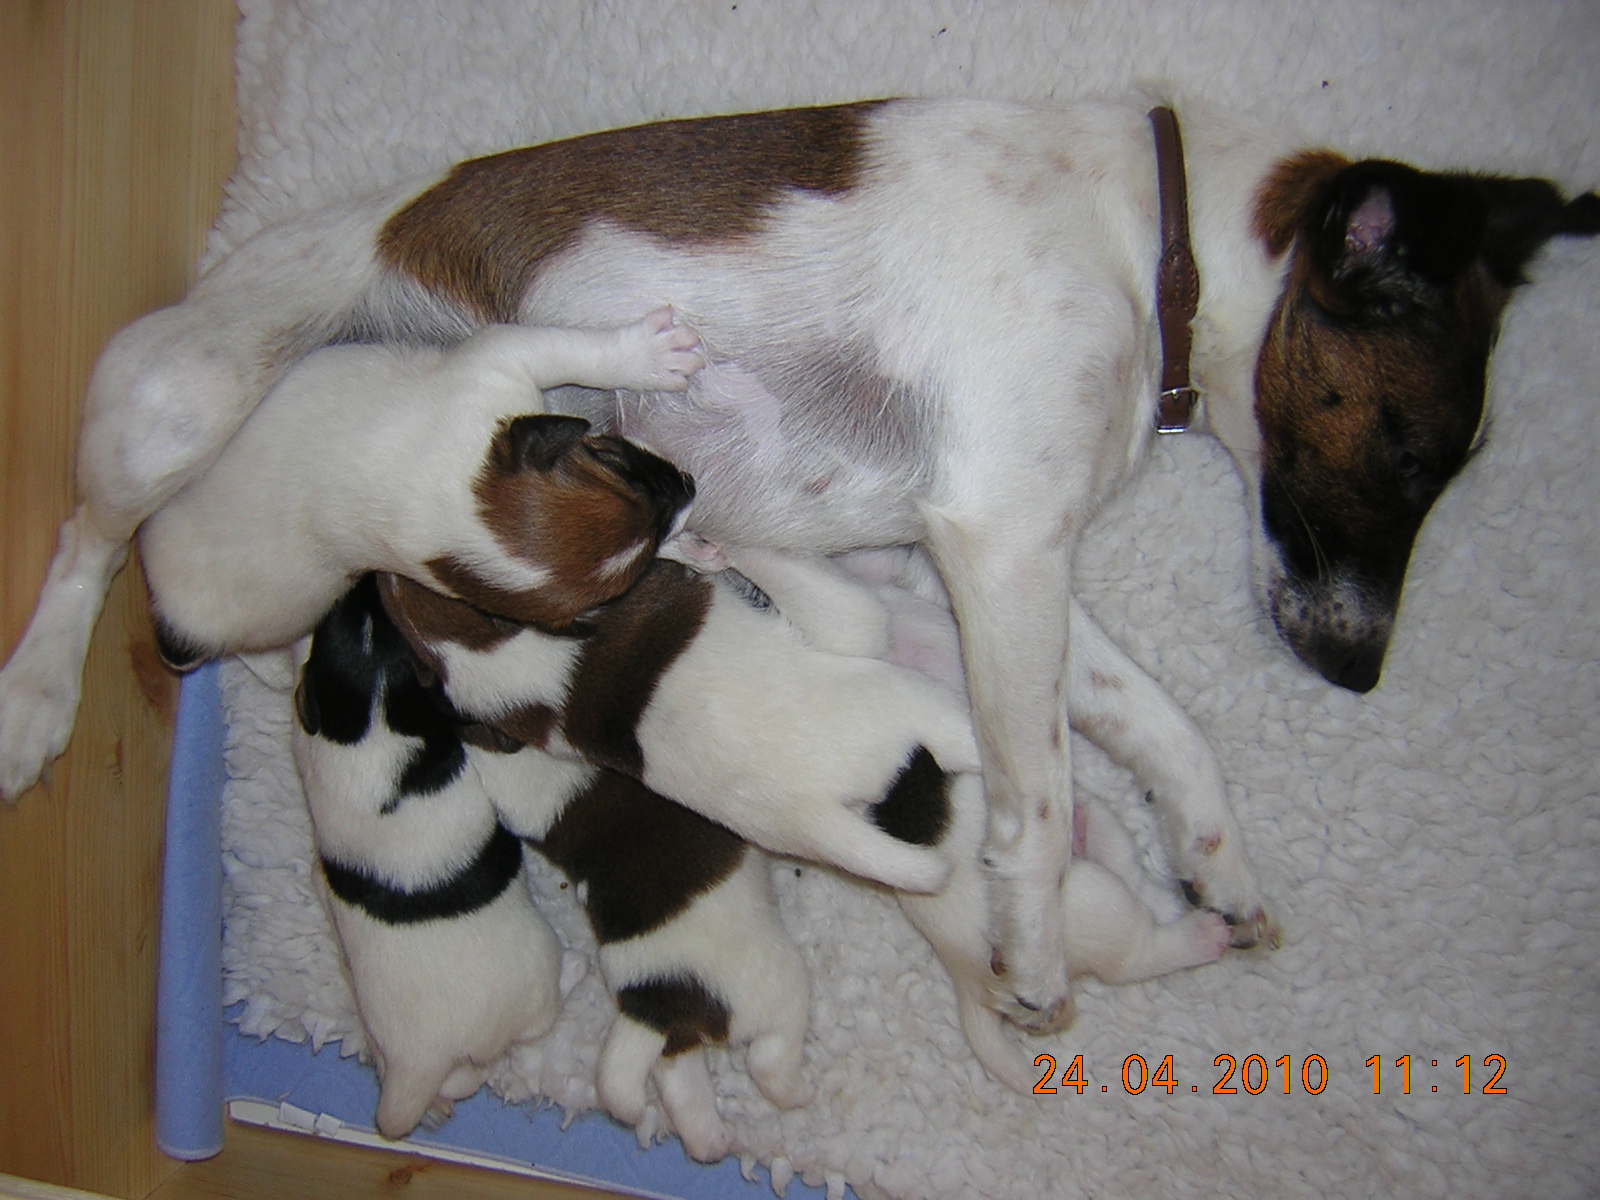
xmin=291 ymin=574 xmax=563 ymax=1140
xmin=378 ymin=573 xmax=837 ymax=1162
xmin=3 ymin=98 xmax=1595 ymax=1031
xmin=138 ymin=310 xmax=700 ymax=664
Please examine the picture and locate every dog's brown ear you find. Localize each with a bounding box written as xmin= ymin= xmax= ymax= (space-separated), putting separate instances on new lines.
xmin=493 ymin=414 xmax=592 ymax=473
xmin=1274 ymin=157 xmax=1600 ymax=320
xmin=1253 ymin=150 xmax=1350 ymax=257
xmin=1474 ymin=176 xmax=1600 ymax=286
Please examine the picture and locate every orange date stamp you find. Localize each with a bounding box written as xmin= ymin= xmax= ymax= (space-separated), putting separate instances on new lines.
xmin=1031 ymin=1053 xmax=1508 ymax=1096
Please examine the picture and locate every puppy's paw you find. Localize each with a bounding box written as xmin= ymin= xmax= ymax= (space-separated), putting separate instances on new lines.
xmin=1161 ymin=908 xmax=1234 ymax=970
xmin=0 ymin=656 xmax=80 ymax=802
xmin=617 ymin=306 xmax=705 ymax=392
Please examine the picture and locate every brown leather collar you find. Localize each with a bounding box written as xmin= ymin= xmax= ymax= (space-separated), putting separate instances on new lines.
xmin=1150 ymin=106 xmax=1200 ymax=433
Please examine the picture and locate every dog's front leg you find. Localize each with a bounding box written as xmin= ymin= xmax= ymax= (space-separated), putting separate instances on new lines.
xmin=1066 ymin=598 xmax=1275 ymax=947
xmin=922 ymin=513 xmax=1076 ymax=1033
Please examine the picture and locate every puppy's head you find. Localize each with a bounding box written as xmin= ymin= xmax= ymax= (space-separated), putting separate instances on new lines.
xmin=428 ymin=414 xmax=695 ymax=629
xmin=1251 ymin=154 xmax=1599 ymax=691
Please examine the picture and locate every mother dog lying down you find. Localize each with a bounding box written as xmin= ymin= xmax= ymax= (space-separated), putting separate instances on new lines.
xmin=1 ymin=97 xmax=1595 ymax=1030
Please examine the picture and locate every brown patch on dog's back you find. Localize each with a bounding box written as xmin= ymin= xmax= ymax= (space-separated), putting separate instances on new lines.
xmin=380 ymin=102 xmax=887 ymax=322
xmin=615 ymin=976 xmax=732 ymax=1056
xmin=533 ymin=768 xmax=745 ymax=943
xmin=560 ymin=560 xmax=713 ymax=777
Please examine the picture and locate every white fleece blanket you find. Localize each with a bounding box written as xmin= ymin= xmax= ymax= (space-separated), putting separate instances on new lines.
xmin=215 ymin=3 xmax=1600 ymax=1198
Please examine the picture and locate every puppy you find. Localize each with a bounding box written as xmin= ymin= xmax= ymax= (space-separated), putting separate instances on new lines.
xmin=6 ymin=98 xmax=1595 ymax=1029
xmin=478 ymin=747 xmax=812 ymax=1164
xmin=378 ymin=575 xmax=818 ymax=1162
xmin=140 ymin=309 xmax=701 ymax=663
xmin=291 ymin=574 xmax=563 ymax=1140
xmin=734 ymin=547 xmax=1234 ymax=1092
xmin=377 ymin=560 xmax=979 ymax=894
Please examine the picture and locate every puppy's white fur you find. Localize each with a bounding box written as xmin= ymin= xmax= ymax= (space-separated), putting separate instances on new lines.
xmin=732 ymin=549 xmax=1231 ymax=1092
xmin=139 ymin=310 xmax=702 ymax=654
xmin=292 ymin=636 xmax=562 ymax=1140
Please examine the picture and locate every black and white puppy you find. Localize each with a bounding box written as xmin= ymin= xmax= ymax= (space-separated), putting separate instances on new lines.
xmin=378 ymin=559 xmax=978 ymax=895
xmin=291 ymin=574 xmax=563 ymax=1140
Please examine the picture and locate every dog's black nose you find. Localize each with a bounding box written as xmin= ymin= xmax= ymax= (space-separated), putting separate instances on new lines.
xmin=1330 ymin=647 xmax=1383 ymax=693
xmin=1304 ymin=636 xmax=1385 ymax=694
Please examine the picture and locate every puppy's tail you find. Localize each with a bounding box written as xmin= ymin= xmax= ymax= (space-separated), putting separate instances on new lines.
xmin=374 ymin=1055 xmax=455 ymax=1140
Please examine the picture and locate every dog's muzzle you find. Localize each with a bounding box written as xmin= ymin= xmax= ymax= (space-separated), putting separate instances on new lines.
xmin=1269 ymin=573 xmax=1395 ymax=693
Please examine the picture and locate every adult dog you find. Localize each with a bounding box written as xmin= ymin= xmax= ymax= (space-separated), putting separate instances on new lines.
xmin=2 ymin=97 xmax=1595 ymax=1028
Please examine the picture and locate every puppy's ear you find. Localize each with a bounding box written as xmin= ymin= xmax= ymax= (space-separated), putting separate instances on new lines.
xmin=494 ymin=414 xmax=592 ymax=472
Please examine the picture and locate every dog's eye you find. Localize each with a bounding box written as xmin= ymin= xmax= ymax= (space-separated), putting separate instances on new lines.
xmin=1396 ymin=450 xmax=1423 ymax=479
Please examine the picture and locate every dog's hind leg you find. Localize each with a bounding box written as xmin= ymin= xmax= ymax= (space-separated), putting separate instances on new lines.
xmin=0 ymin=189 xmax=433 ymax=800
xmin=1065 ymin=598 xmax=1276 ymax=948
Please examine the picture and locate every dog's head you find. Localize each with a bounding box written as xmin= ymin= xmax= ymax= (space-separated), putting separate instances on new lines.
xmin=427 ymin=414 xmax=695 ymax=630
xmin=1250 ymin=153 xmax=1599 ymax=691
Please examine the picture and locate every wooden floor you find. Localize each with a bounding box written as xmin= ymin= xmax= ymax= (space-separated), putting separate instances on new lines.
xmin=0 ymin=6 xmax=634 ymax=1199
xmin=145 ymin=1123 xmax=615 ymax=1200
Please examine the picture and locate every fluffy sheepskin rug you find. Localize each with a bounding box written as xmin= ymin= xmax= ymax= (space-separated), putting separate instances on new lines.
xmin=217 ymin=3 xmax=1599 ymax=1197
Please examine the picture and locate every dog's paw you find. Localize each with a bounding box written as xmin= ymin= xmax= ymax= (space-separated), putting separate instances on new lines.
xmin=617 ymin=306 xmax=705 ymax=392
xmin=986 ymin=964 xmax=1076 ymax=1035
xmin=1178 ymin=848 xmax=1280 ymax=951
xmin=0 ymin=657 xmax=80 ymax=802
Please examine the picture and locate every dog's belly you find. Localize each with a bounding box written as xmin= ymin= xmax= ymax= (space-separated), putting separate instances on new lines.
xmin=523 ymin=232 xmax=939 ymax=551
xmin=612 ymin=362 xmax=930 ymax=550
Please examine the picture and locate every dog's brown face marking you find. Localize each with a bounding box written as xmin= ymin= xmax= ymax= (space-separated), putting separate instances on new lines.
xmin=1252 ymin=153 xmax=1600 ymax=690
xmin=428 ymin=414 xmax=695 ymax=630
xmin=379 ymin=102 xmax=885 ymax=322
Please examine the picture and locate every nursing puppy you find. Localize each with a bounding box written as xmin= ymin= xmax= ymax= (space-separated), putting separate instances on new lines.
xmin=377 ymin=559 xmax=979 ymax=893
xmin=291 ymin=574 xmax=564 ymax=1140
xmin=730 ymin=546 xmax=1233 ymax=1091
xmin=476 ymin=747 xmax=811 ymax=1164
xmin=140 ymin=309 xmax=701 ymax=663
xmin=5 ymin=99 xmax=1596 ymax=1031
xmin=380 ymin=573 xmax=829 ymax=1161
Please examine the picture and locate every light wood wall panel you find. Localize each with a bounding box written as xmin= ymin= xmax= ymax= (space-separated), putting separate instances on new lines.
xmin=0 ymin=3 xmax=237 ymax=1196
